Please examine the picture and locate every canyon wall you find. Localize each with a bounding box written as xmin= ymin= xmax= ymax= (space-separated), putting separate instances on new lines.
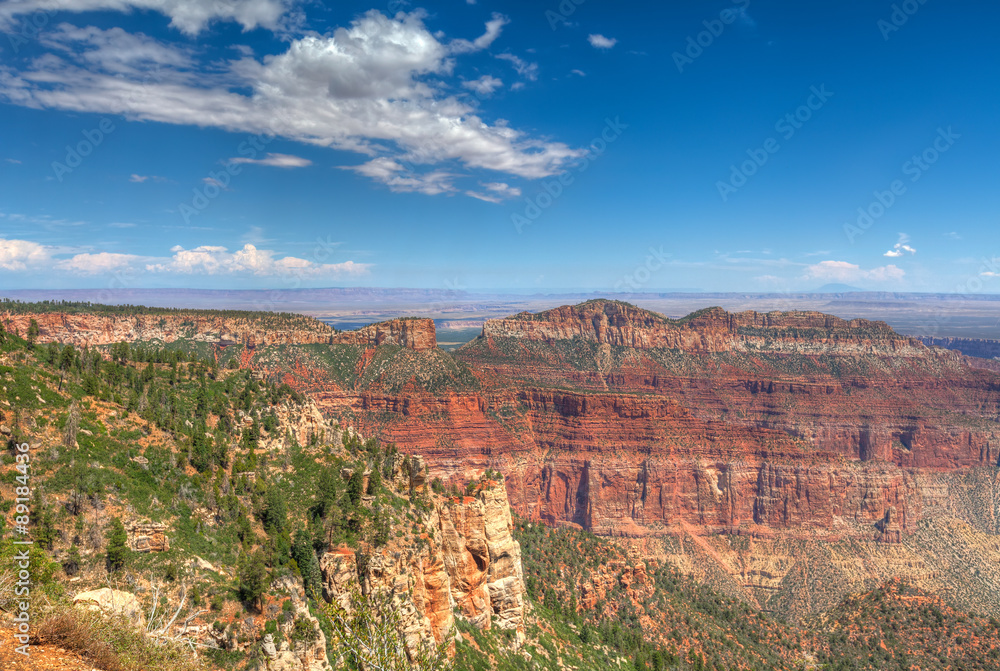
xmin=282 ymin=301 xmax=1000 ymax=552
xmin=320 ymin=469 xmax=525 ymax=654
xmin=485 ymin=301 xmax=926 ymax=355
xmin=0 ymin=311 xmax=336 ymax=348
xmin=920 ymin=336 xmax=1000 ymax=361
xmin=1 ymin=311 xmax=437 ymax=352
xmin=329 ymin=318 xmax=437 ymax=351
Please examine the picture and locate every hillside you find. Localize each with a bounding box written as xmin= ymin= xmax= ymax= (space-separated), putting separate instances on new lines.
xmin=6 ymin=302 xmax=1000 ymax=669
xmin=0 ymin=320 xmax=522 ymax=669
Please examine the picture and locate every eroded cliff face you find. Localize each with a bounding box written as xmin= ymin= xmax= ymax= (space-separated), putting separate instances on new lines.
xmin=3 ymin=312 xmax=438 ymax=359
xmin=485 ymin=301 xmax=926 ymax=355
xmin=280 ymin=301 xmax=1000 ymax=559
xmin=319 ymin=471 xmax=526 ymax=656
xmin=1 ymin=311 xmax=337 ymax=348
xmin=329 ymin=318 xmax=437 ymax=351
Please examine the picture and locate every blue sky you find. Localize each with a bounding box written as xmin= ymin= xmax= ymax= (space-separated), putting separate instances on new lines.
xmin=0 ymin=0 xmax=997 ymax=293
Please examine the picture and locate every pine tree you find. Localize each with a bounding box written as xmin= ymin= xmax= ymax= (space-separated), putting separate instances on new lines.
xmin=105 ymin=517 xmax=129 ymax=572
xmin=238 ymin=550 xmax=268 ymax=611
xmin=63 ymin=544 xmax=82 ymax=576
xmin=347 ymin=470 xmax=364 ymax=507
xmin=26 ymin=318 xmax=39 ymax=346
xmin=366 ymin=466 xmax=382 ymax=496
xmin=293 ymin=529 xmax=323 ymax=598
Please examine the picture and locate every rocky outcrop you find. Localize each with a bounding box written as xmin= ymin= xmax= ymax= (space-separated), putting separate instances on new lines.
xmin=0 ymin=311 xmax=335 ymax=348
xmin=72 ymin=588 xmax=145 ymax=626
xmin=320 ymin=478 xmax=526 ymax=656
xmin=2 ymin=311 xmax=438 ymax=353
xmin=329 ymin=318 xmax=437 ymax=351
xmin=439 ymin=479 xmax=526 ymax=639
xmin=483 ymin=301 xmax=925 ymax=355
xmin=129 ymin=522 xmax=169 ymax=553
xmin=920 ymin=336 xmax=1000 ymax=360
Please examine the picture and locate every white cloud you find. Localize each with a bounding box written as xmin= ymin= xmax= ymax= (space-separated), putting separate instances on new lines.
xmin=0 ymin=12 xmax=579 ymax=194
xmin=981 ymin=271 xmax=998 ymax=278
xmin=462 ymin=75 xmax=503 ymax=96
xmin=202 ymin=176 xmax=229 ymax=190
xmin=346 ymin=157 xmax=456 ymax=195
xmin=587 ymin=34 xmax=617 ymax=49
xmin=229 ymin=152 xmax=311 ymax=168
xmin=5 ymin=158 xmax=22 ymax=164
xmin=55 ymin=251 xmax=137 ymax=275
xmin=146 ymin=243 xmax=369 ymax=277
xmin=129 ymin=173 xmax=167 ymax=183
xmin=495 ymin=52 xmax=539 ymax=81
xmin=482 ymin=181 xmax=520 ymax=196
xmin=0 ymin=238 xmax=50 ymax=270
xmin=0 ymin=235 xmax=369 ymax=278
xmin=734 ymin=7 xmax=756 ymax=28
xmin=883 ymin=233 xmax=916 ymax=258
xmin=465 ymin=182 xmax=521 ymax=203
xmin=108 ymin=222 xmax=137 ymax=228
xmin=0 ymin=0 xmax=293 ymax=36
xmin=804 ymin=260 xmax=905 ymax=283
xmin=449 ymin=12 xmax=508 ymax=54
xmin=41 ymin=23 xmax=193 ymax=74
xmin=570 ymin=69 xmax=586 ymax=77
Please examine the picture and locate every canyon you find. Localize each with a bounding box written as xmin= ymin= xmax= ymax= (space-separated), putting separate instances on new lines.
xmin=14 ymin=299 xmax=1000 ymax=619
xmin=283 ymin=300 xmax=1000 ymax=617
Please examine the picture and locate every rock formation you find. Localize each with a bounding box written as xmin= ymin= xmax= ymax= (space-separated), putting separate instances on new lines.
xmin=0 ymin=311 xmax=336 ymax=348
xmin=72 ymin=588 xmax=145 ymax=626
xmin=275 ymin=301 xmax=1000 ymax=553
xmin=129 ymin=522 xmax=169 ymax=553
xmin=320 ymin=473 xmax=526 ymax=655
xmin=329 ymin=318 xmax=437 ymax=351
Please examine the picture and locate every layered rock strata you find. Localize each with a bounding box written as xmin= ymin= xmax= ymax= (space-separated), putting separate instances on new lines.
xmin=320 ymin=475 xmax=526 ymax=655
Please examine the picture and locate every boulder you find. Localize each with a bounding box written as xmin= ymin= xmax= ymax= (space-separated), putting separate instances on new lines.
xmin=73 ymin=588 xmax=145 ymax=626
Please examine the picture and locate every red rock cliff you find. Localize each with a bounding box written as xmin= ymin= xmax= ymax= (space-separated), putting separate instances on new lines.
xmin=320 ymin=465 xmax=525 ymax=653
xmin=0 ymin=311 xmax=336 ymax=348
xmin=282 ymin=301 xmax=1000 ymax=551
xmin=329 ymin=318 xmax=437 ymax=351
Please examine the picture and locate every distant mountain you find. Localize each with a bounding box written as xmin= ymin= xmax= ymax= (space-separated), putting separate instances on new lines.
xmin=813 ymin=283 xmax=865 ymax=293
